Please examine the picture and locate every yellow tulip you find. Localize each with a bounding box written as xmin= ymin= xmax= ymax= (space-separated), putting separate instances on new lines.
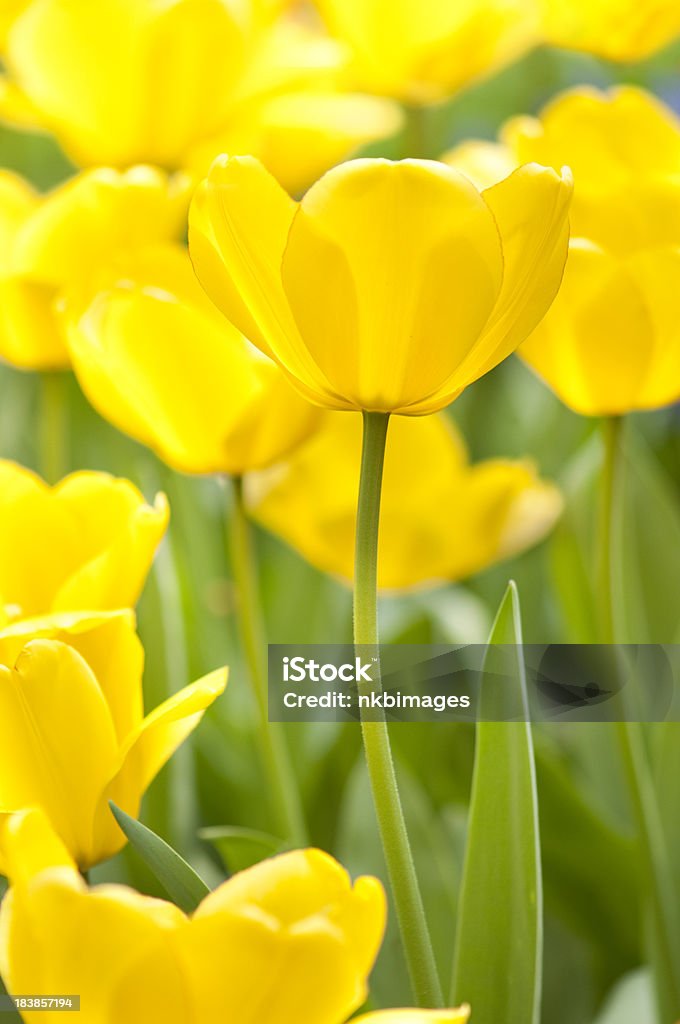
xmin=189 ymin=154 xmax=572 ymax=414
xmin=0 ymin=0 xmax=28 ymax=50
xmin=0 ymin=614 xmax=227 ymax=869
xmin=66 ymin=245 xmax=321 ymax=475
xmin=313 ymin=0 xmax=540 ymax=102
xmin=248 ymin=412 xmax=562 ymax=589
xmin=0 ymin=166 xmax=188 ymax=370
xmin=541 ymin=0 xmax=680 ymax=61
xmin=448 ymin=87 xmax=680 ymax=415
xmin=2 ymin=0 xmax=402 ymax=191
xmin=0 ymin=810 xmax=388 ymax=1024
xmin=0 ymin=460 xmax=168 ymax=621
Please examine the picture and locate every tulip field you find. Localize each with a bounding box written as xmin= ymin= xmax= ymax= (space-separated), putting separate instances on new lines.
xmin=2 ymin=2 xmax=680 ymax=1023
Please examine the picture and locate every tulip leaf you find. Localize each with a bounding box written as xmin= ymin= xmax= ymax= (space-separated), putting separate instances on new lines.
xmin=109 ymin=802 xmax=210 ymax=913
xmin=451 ymin=581 xmax=542 ymax=1024
xmin=199 ymin=826 xmax=287 ymax=875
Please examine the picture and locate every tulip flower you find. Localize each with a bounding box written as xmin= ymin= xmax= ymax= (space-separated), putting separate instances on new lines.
xmin=541 ymin=0 xmax=680 ymax=61
xmin=0 ymin=810 xmax=469 ymax=1024
xmin=66 ymin=245 xmax=321 ymax=475
xmin=248 ymin=412 xmax=562 ymax=589
xmin=0 ymin=166 xmax=188 ymax=370
xmin=313 ymin=0 xmax=540 ymax=103
xmin=0 ymin=614 xmax=227 ymax=870
xmin=449 ymin=87 xmax=680 ymax=415
xmin=0 ymin=460 xmax=168 ymax=621
xmin=2 ymin=0 xmax=402 ymax=192
xmin=189 ymin=154 xmax=573 ymax=415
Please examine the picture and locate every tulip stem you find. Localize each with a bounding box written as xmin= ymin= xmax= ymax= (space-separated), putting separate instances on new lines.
xmin=599 ymin=415 xmax=680 ymax=1022
xmin=39 ymin=371 xmax=68 ymax=483
xmin=228 ymin=476 xmax=308 ymax=847
xmin=354 ymin=411 xmax=443 ymax=1009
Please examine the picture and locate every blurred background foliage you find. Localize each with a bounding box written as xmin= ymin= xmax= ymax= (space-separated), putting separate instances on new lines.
xmin=2 ymin=32 xmax=680 ymax=1024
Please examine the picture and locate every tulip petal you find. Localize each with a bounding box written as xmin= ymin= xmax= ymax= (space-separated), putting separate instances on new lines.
xmin=181 ymin=848 xmax=385 ymax=1024
xmin=520 ymin=239 xmax=656 ymax=416
xmin=281 ymin=158 xmax=503 ymax=412
xmin=51 ymin=475 xmax=168 ymax=612
xmin=439 ymin=163 xmax=572 ymax=395
xmin=97 ymin=670 xmax=227 ymax=860
xmin=0 ymin=640 xmax=119 ymax=866
xmin=0 ymin=808 xmax=75 ymax=886
xmin=67 ymin=253 xmax=319 ymax=475
xmin=189 ymin=155 xmax=346 ymax=407
xmin=0 ymin=610 xmax=144 ymax=743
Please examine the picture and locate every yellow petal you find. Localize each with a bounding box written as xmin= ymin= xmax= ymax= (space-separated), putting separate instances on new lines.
xmin=542 ymin=0 xmax=680 ymax=61
xmin=315 ymin=0 xmax=538 ymax=100
xmin=0 ymin=868 xmax=187 ymax=1023
xmin=0 ymin=279 xmax=69 ymax=369
xmin=419 ymin=162 xmax=572 ymax=411
xmin=0 ymin=609 xmax=144 ymax=743
xmin=354 ymin=1011 xmax=470 ymax=1024
xmin=0 ymin=808 xmax=76 ymax=886
xmin=281 ymin=158 xmax=503 ymax=411
xmin=67 ymin=248 xmax=319 ymax=474
xmin=441 ymin=139 xmax=517 ymax=190
xmin=248 ymin=412 xmax=561 ymax=589
xmin=0 ymin=460 xmax=167 ymax=617
xmin=180 ymin=848 xmax=386 ymax=1024
xmin=99 ymin=669 xmax=227 ymax=860
xmin=503 ymin=86 xmax=680 ymax=190
xmin=192 ymin=90 xmax=403 ymax=196
xmin=13 ymin=167 xmax=188 ymax=287
xmin=0 ymin=640 xmax=119 ymax=867
xmin=0 ymin=169 xmax=36 ymax=274
xmin=520 ymin=239 xmax=657 ymax=416
xmin=7 ymin=0 xmax=252 ymax=167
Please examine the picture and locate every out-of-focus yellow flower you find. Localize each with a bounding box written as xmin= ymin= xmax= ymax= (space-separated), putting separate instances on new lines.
xmin=313 ymin=0 xmax=540 ymax=102
xmin=0 ymin=461 xmax=168 ymax=621
xmin=66 ymin=245 xmax=320 ymax=475
xmin=248 ymin=412 xmax=562 ymax=589
xmin=0 ymin=166 xmax=187 ymax=370
xmin=541 ymin=0 xmax=680 ymax=61
xmin=0 ymin=810 xmax=387 ymax=1023
xmin=0 ymin=0 xmax=28 ymax=51
xmin=189 ymin=154 xmax=572 ymax=415
xmin=0 ymin=615 xmax=227 ymax=870
xmin=448 ymin=87 xmax=680 ymax=415
xmin=2 ymin=0 xmax=402 ymax=193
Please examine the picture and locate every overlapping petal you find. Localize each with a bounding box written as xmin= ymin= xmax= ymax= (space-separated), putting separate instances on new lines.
xmin=541 ymin=0 xmax=680 ymax=61
xmin=0 ymin=461 xmax=168 ymax=619
xmin=190 ymin=155 xmax=572 ymax=415
xmin=0 ymin=616 xmax=226 ymax=869
xmin=248 ymin=412 xmax=562 ymax=589
xmin=67 ymin=245 xmax=320 ymax=475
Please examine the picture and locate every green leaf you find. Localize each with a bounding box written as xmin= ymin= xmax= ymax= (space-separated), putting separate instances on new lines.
xmin=199 ymin=826 xmax=286 ymax=875
xmin=593 ymin=969 xmax=657 ymax=1024
xmin=451 ymin=582 xmax=542 ymax=1024
xmin=109 ymin=802 xmax=210 ymax=914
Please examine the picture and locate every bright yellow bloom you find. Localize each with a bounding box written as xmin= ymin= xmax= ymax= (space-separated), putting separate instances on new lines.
xmin=541 ymin=0 xmax=680 ymax=61
xmin=0 ymin=810 xmax=389 ymax=1023
xmin=189 ymin=154 xmax=572 ymax=415
xmin=449 ymin=87 xmax=680 ymax=415
xmin=0 ymin=461 xmax=168 ymax=621
xmin=0 ymin=614 xmax=227 ymax=869
xmin=2 ymin=0 xmax=402 ymax=192
xmin=0 ymin=166 xmax=187 ymax=370
xmin=66 ymin=245 xmax=320 ymax=475
xmin=313 ymin=0 xmax=540 ymax=102
xmin=248 ymin=412 xmax=562 ymax=589
xmin=0 ymin=0 xmax=28 ymax=50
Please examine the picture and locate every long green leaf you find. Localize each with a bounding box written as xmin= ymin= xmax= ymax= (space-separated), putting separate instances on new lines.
xmin=200 ymin=826 xmax=286 ymax=875
xmin=451 ymin=582 xmax=542 ymax=1024
xmin=109 ymin=803 xmax=210 ymax=914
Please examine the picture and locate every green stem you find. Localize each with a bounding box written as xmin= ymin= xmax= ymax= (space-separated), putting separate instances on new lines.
xmin=354 ymin=411 xmax=443 ymax=1009
xmin=599 ymin=416 xmax=680 ymax=1022
xmin=403 ymin=103 xmax=429 ymax=159
xmin=228 ymin=476 xmax=308 ymax=847
xmin=39 ymin=371 xmax=68 ymax=483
